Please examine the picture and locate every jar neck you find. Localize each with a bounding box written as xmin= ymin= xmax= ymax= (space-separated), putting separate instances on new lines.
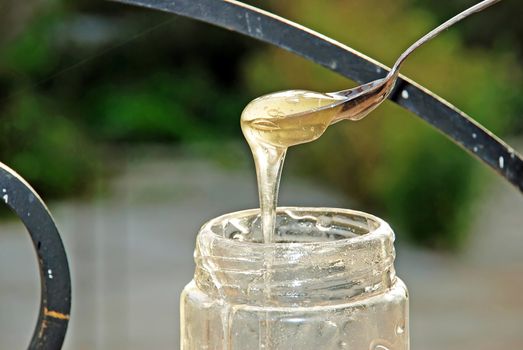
xmin=194 ymin=208 xmax=396 ymax=307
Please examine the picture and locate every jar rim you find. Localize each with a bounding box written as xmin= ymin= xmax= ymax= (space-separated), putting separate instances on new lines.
xmin=200 ymin=206 xmax=392 ymax=248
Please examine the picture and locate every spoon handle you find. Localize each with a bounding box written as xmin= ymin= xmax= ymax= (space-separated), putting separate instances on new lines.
xmin=389 ymin=0 xmax=502 ymax=79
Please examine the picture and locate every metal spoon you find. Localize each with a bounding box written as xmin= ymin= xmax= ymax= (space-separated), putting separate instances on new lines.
xmin=240 ymin=0 xmax=502 ymax=150
xmin=327 ymin=0 xmax=501 ymax=124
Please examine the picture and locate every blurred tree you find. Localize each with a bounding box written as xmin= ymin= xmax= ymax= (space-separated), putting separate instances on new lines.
xmin=0 ymin=1 xmax=101 ymax=196
xmin=409 ymin=0 xmax=523 ymax=133
xmin=0 ymin=1 xmax=42 ymax=44
xmin=411 ymin=0 xmax=522 ymax=57
xmin=0 ymin=0 xmax=258 ymax=197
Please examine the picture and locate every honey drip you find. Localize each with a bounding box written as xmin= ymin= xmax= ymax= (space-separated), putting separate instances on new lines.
xmin=241 ymin=90 xmax=345 ymax=243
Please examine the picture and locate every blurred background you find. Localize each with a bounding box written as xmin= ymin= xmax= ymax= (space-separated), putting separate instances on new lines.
xmin=0 ymin=0 xmax=522 ymax=348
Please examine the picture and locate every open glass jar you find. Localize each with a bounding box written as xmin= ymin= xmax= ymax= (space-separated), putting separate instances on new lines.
xmin=181 ymin=207 xmax=409 ymax=349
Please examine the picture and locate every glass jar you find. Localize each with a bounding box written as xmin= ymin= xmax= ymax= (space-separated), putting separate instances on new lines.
xmin=181 ymin=207 xmax=409 ymax=349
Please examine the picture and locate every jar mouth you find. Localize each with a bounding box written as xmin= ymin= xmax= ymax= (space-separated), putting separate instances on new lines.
xmin=201 ymin=207 xmax=390 ymax=247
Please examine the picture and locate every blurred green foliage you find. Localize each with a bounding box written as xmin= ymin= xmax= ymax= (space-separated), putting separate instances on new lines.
xmin=0 ymin=0 xmax=521 ymax=249
xmin=84 ymin=69 xmax=245 ymax=142
xmin=0 ymin=91 xmax=99 ymax=197
xmin=0 ymin=0 xmax=253 ymax=196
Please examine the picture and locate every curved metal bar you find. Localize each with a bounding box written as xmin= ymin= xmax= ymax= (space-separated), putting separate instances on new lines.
xmin=0 ymin=163 xmax=71 ymax=349
xmin=112 ymin=0 xmax=523 ymax=193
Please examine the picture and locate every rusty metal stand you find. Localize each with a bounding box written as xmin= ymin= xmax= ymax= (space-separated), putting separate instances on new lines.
xmin=0 ymin=163 xmax=71 ymax=349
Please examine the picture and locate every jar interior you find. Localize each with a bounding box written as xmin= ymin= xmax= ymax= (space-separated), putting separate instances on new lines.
xmin=211 ymin=208 xmax=380 ymax=244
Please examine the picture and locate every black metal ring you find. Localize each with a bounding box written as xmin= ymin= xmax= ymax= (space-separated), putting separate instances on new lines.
xmin=112 ymin=0 xmax=523 ymax=193
xmin=0 ymin=163 xmax=71 ymax=349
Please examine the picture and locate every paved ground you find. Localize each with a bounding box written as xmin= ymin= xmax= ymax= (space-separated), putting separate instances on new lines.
xmin=0 ymin=151 xmax=521 ymax=349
